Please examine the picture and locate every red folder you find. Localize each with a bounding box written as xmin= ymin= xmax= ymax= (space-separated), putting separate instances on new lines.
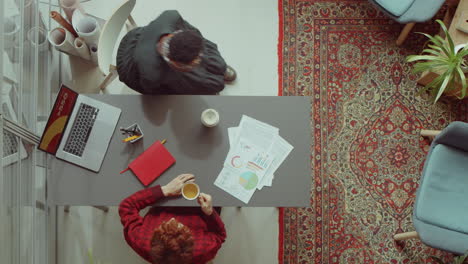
xmin=120 ymin=141 xmax=175 ymax=186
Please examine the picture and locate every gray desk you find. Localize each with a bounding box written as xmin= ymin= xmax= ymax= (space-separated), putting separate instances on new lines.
xmin=49 ymin=95 xmax=312 ymax=207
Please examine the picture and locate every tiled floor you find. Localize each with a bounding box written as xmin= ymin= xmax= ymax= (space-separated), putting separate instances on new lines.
xmin=57 ymin=0 xmax=279 ymax=263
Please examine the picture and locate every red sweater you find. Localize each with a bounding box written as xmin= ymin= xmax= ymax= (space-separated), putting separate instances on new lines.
xmin=118 ymin=185 xmax=226 ymax=264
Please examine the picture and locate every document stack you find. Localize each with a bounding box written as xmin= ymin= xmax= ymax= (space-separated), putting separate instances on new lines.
xmin=214 ymin=115 xmax=293 ymax=204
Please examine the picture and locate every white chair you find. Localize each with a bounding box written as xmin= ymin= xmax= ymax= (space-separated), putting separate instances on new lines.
xmin=2 ymin=51 xmax=17 ymax=85
xmin=97 ymin=0 xmax=137 ymax=91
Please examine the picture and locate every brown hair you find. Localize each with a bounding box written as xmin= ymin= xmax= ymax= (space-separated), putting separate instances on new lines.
xmin=150 ymin=219 xmax=194 ymax=264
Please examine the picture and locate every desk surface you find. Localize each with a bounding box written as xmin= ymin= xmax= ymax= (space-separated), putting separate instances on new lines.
xmin=49 ymin=95 xmax=312 ymax=207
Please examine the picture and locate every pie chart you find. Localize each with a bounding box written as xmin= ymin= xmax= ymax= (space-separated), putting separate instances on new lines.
xmin=239 ymin=171 xmax=259 ymax=190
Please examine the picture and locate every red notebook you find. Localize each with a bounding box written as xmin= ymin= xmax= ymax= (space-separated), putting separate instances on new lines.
xmin=120 ymin=141 xmax=175 ymax=186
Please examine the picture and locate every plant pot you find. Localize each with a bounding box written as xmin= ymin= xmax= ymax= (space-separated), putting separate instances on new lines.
xmin=455 ymin=44 xmax=468 ymax=73
xmin=443 ymin=76 xmax=467 ymax=98
xmin=444 ymin=85 xmax=467 ymax=98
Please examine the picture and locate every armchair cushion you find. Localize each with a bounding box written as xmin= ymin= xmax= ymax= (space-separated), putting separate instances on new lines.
xmin=413 ymin=216 xmax=468 ymax=255
xmin=374 ymin=0 xmax=415 ymax=17
xmin=434 ymin=121 xmax=468 ymax=153
xmin=415 ymin=144 xmax=468 ymax=234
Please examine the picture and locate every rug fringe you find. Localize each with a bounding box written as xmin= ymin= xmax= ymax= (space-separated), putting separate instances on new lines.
xmin=278 ymin=0 xmax=284 ymax=96
xmin=278 ymin=0 xmax=285 ymax=262
xmin=278 ymin=207 xmax=284 ymax=264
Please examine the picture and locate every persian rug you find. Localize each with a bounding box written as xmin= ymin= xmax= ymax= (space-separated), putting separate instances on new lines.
xmin=278 ymin=0 xmax=468 ymax=263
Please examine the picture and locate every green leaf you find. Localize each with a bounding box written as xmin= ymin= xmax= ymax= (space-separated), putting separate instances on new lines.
xmin=407 ymin=55 xmax=447 ymax=63
xmin=436 ymin=19 xmax=455 ymax=52
xmin=429 ymin=36 xmax=450 ymax=56
xmin=456 ymin=67 xmax=467 ymax=99
xmin=412 ymin=59 xmax=448 ymax=68
xmin=434 ymin=36 xmax=452 ymax=56
xmin=427 ymin=44 xmax=447 ymax=56
xmin=434 ymin=70 xmax=452 ymax=103
xmin=412 ymin=62 xmax=447 ymax=74
xmin=423 ymin=73 xmax=446 ymax=102
xmin=420 ymin=32 xmax=442 ymax=45
xmin=422 ymin=48 xmax=444 ymax=57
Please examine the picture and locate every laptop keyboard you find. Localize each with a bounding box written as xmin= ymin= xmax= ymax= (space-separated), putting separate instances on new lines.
xmin=3 ymin=130 xmax=19 ymax=156
xmin=63 ymin=103 xmax=99 ymax=157
xmin=2 ymin=104 xmax=19 ymax=157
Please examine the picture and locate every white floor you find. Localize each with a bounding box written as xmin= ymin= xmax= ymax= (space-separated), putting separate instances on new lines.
xmin=57 ymin=1 xmax=279 ymax=263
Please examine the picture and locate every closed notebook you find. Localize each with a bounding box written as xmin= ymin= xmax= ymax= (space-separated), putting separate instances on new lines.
xmin=120 ymin=141 xmax=175 ymax=186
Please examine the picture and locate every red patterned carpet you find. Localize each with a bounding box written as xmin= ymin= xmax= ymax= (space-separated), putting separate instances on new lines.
xmin=278 ymin=0 xmax=468 ymax=263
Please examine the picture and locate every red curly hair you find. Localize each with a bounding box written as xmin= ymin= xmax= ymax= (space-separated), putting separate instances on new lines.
xmin=150 ymin=218 xmax=194 ymax=264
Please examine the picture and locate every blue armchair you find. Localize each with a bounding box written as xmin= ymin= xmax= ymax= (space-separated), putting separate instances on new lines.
xmin=368 ymin=0 xmax=445 ymax=45
xmin=394 ymin=121 xmax=468 ymax=254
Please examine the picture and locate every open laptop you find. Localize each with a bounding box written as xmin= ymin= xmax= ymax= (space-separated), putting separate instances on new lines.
xmin=38 ymin=85 xmax=121 ymax=172
xmin=2 ymin=81 xmax=27 ymax=166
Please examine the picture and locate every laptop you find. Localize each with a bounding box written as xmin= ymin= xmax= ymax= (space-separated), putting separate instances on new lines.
xmin=38 ymin=85 xmax=121 ymax=172
xmin=2 ymin=82 xmax=27 ymax=166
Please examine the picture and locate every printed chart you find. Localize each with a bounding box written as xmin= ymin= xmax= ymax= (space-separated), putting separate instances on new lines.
xmin=239 ymin=171 xmax=259 ymax=190
xmin=230 ymin=155 xmax=243 ymax=168
xmin=215 ymin=115 xmax=294 ymax=204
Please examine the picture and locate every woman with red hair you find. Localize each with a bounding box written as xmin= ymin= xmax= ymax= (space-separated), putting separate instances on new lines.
xmin=119 ymin=174 xmax=226 ymax=264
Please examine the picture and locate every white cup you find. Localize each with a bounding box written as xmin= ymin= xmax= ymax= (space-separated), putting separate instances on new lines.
xmin=201 ymin=109 xmax=220 ymax=127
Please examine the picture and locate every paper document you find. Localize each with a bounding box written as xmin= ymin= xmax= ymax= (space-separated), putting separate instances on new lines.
xmin=215 ymin=167 xmax=256 ymax=204
xmin=236 ymin=115 xmax=279 ymax=149
xmin=262 ymin=135 xmax=294 ymax=184
xmin=228 ymin=126 xmax=293 ymax=190
xmin=224 ymin=116 xmax=278 ymax=168
xmin=257 ymin=174 xmax=274 ymax=190
xmin=215 ymin=115 xmax=293 ymax=203
xmin=227 ymin=127 xmax=237 ymax=147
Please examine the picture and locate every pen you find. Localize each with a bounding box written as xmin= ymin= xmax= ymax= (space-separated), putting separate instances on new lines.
xmin=123 ymin=135 xmax=139 ymax=142
xmin=161 ymin=139 xmax=167 ymax=144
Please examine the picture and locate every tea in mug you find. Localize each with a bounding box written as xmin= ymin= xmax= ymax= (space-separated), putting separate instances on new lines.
xmin=182 ymin=183 xmax=199 ymax=200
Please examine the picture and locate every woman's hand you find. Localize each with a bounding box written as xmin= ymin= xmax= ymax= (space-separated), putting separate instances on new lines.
xmin=161 ymin=174 xmax=195 ymax=197
xmin=197 ymin=193 xmax=213 ymax=216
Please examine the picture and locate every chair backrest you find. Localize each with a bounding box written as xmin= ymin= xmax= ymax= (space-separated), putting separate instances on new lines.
xmin=3 ymin=51 xmax=17 ymax=84
xmin=97 ymin=0 xmax=136 ymax=75
xmin=434 ymin=121 xmax=468 ymax=152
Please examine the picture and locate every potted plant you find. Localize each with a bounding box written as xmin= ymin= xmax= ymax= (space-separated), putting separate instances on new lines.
xmin=407 ymin=19 xmax=468 ymax=103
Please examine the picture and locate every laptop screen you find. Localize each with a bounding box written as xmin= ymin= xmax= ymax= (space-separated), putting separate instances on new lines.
xmin=38 ymin=85 xmax=78 ymax=155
